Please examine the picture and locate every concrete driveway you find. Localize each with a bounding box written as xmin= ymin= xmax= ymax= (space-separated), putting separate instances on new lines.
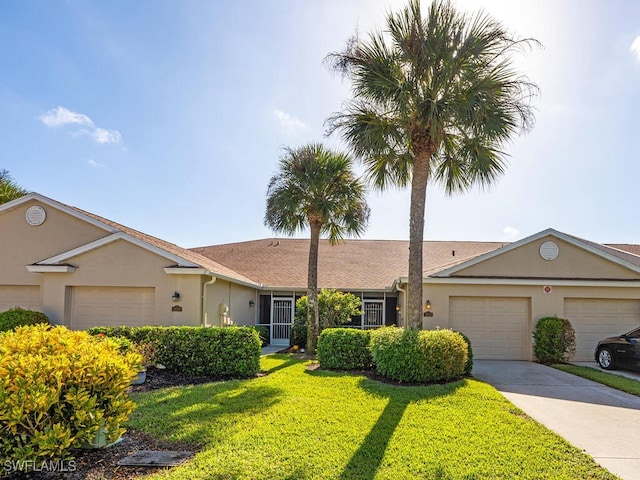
xmin=473 ymin=360 xmax=640 ymax=480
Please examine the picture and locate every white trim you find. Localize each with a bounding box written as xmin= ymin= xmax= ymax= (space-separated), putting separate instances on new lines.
xmin=0 ymin=193 xmax=118 ymax=233
xmin=164 ymin=267 xmax=212 ymax=275
xmin=421 ymin=277 xmax=640 ymax=288
xmin=431 ymin=228 xmax=640 ymax=277
xmin=163 ymin=267 xmax=261 ymax=288
xmin=213 ymin=273 xmax=261 ymax=289
xmin=26 ymin=265 xmax=76 ymax=273
xmin=38 ymin=232 xmax=200 ymax=267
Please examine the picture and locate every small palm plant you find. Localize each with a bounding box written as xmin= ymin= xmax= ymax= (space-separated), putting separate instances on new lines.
xmin=265 ymin=144 xmax=370 ymax=353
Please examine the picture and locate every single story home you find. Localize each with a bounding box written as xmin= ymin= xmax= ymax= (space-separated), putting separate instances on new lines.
xmin=2 ymin=192 xmax=640 ymax=362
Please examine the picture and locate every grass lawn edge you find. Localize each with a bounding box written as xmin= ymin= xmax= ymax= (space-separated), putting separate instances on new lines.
xmin=552 ymin=363 xmax=640 ymax=397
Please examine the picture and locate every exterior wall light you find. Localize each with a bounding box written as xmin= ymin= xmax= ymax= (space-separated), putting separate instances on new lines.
xmin=395 ymin=304 xmax=401 ymax=312
xmin=172 ymin=291 xmax=181 ymax=302
xmin=425 ymin=300 xmax=431 ymax=311
xmin=249 ymin=300 xmax=255 ymax=307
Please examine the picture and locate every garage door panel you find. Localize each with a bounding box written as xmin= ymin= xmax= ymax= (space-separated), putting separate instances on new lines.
xmin=0 ymin=285 xmax=41 ymax=312
xmin=565 ymin=299 xmax=640 ymax=361
xmin=450 ymin=297 xmax=529 ymax=360
xmin=71 ymin=287 xmax=155 ymax=330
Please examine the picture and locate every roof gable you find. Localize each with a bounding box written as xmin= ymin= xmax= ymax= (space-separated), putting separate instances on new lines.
xmin=3 ymin=193 xmax=258 ymax=287
xmin=432 ymin=228 xmax=640 ymax=280
xmin=0 ymin=193 xmax=118 ymax=233
xmin=36 ymin=232 xmax=200 ymax=267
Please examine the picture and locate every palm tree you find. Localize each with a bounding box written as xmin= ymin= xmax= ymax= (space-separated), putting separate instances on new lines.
xmin=265 ymin=144 xmax=370 ymax=353
xmin=0 ymin=170 xmax=28 ymax=205
xmin=326 ymin=0 xmax=538 ymax=328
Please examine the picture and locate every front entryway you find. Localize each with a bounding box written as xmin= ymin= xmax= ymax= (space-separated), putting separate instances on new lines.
xmin=270 ymin=297 xmax=294 ymax=346
xmin=362 ymin=299 xmax=384 ymax=328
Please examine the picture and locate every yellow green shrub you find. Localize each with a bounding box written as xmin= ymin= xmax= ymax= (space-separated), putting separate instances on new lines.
xmin=0 ymin=324 xmax=140 ymax=464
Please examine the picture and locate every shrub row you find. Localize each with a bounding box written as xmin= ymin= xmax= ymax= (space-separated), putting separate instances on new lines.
xmin=0 ymin=307 xmax=49 ymax=332
xmin=317 ymin=327 xmax=472 ymax=383
xmin=370 ymin=327 xmax=467 ymax=382
xmin=317 ymin=329 xmax=373 ymax=370
xmin=0 ymin=324 xmax=139 ymax=464
xmin=88 ymin=325 xmax=261 ymax=378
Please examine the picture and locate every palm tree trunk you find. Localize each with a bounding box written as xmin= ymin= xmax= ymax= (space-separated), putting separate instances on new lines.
xmin=407 ymin=146 xmax=433 ymax=328
xmin=306 ymin=221 xmax=321 ymax=353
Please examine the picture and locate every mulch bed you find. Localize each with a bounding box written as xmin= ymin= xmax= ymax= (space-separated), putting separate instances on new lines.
xmin=128 ymin=366 xmax=227 ymax=393
xmin=6 ymin=430 xmax=195 ymax=480
xmin=5 ymin=368 xmax=209 ymax=480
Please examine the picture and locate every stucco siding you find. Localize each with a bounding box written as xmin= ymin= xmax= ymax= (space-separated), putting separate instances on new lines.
xmin=204 ymin=280 xmax=258 ymax=327
xmin=0 ymin=199 xmax=108 ymax=286
xmin=0 ymin=285 xmax=41 ymax=312
xmin=43 ymin=239 xmax=202 ymax=327
xmin=422 ymin=282 xmax=640 ymax=362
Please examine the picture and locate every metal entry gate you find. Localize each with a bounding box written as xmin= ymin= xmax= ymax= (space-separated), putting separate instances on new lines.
xmin=271 ymin=297 xmax=294 ymax=346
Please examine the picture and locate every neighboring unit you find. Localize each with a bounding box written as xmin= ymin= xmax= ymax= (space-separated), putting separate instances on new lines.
xmin=2 ymin=193 xmax=640 ymax=362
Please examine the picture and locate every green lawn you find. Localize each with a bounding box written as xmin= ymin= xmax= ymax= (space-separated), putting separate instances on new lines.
xmin=128 ymin=355 xmax=617 ymax=480
xmin=553 ymin=363 xmax=640 ymax=396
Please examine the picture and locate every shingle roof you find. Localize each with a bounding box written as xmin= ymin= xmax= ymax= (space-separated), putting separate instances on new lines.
xmin=603 ymin=244 xmax=640 ymax=265
xmin=66 ymin=205 xmax=260 ymax=286
xmin=190 ymin=239 xmax=505 ymax=290
xmin=559 ymin=233 xmax=640 ymax=269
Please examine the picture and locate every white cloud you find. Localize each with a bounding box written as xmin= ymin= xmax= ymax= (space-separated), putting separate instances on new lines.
xmin=91 ymin=128 xmax=122 ymax=144
xmin=502 ymin=226 xmax=520 ymax=242
xmin=273 ymin=109 xmax=308 ymax=131
xmin=39 ymin=106 xmax=94 ymax=127
xmin=39 ymin=106 xmax=122 ymax=144
xmin=631 ymin=35 xmax=640 ymax=62
xmin=87 ymin=159 xmax=104 ymax=168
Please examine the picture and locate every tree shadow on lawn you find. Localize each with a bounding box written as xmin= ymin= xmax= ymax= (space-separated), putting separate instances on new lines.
xmin=129 ymin=379 xmax=283 ymax=447
xmin=262 ymin=353 xmax=303 ymax=375
xmin=306 ymin=368 xmax=466 ymax=480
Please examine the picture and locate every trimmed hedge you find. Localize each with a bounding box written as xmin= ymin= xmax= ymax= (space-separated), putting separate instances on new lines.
xmin=456 ymin=331 xmax=474 ymax=375
xmin=88 ymin=326 xmax=261 ymax=378
xmin=533 ymin=316 xmax=576 ymax=364
xmin=370 ymin=327 xmax=467 ymax=383
xmin=317 ymin=328 xmax=373 ymax=370
xmin=0 ymin=325 xmax=139 ymax=463
xmin=0 ymin=307 xmax=49 ymax=332
xmin=251 ymin=325 xmax=270 ymax=347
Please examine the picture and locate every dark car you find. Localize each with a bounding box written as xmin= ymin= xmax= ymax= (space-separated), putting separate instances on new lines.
xmin=595 ymin=327 xmax=640 ymax=371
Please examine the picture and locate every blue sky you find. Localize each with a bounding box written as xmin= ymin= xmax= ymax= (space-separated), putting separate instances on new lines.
xmin=2 ymin=0 xmax=640 ymax=248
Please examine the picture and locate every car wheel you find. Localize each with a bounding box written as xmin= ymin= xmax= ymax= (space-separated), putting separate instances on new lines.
xmin=597 ymin=348 xmax=615 ymax=370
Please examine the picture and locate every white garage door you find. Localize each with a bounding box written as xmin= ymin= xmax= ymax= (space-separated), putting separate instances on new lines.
xmin=70 ymin=287 xmax=155 ymax=330
xmin=0 ymin=285 xmax=41 ymax=312
xmin=450 ymin=297 xmax=530 ymax=360
xmin=564 ymin=299 xmax=640 ymax=361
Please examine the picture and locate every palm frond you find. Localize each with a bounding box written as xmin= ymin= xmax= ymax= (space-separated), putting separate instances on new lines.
xmin=264 ymin=144 xmax=370 ymax=243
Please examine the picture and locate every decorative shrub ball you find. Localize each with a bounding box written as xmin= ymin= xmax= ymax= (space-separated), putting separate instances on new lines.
xmin=370 ymin=327 xmax=467 ymax=383
xmin=533 ymin=316 xmax=576 ymax=364
xmin=0 ymin=307 xmax=49 ymax=332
